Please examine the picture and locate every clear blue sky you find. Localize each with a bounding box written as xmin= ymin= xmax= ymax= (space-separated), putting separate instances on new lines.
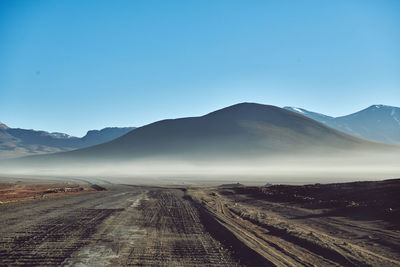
xmin=1 ymin=0 xmax=399 ymax=136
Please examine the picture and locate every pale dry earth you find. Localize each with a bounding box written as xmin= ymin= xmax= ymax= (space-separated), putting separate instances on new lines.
xmin=0 ymin=183 xmax=101 ymax=204
xmin=186 ymin=181 xmax=400 ymax=267
xmin=0 ymin=184 xmax=240 ymax=266
xmin=0 ymin=180 xmax=399 ymax=266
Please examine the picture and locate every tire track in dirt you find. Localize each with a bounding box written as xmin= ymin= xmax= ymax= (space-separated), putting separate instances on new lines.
xmin=0 ymin=186 xmax=241 ymax=266
xmin=0 ymin=208 xmax=122 ymax=266
xmin=0 ymin=185 xmax=144 ymax=266
xmin=187 ymin=187 xmax=400 ymax=267
xmin=123 ymin=189 xmax=241 ymax=266
xmin=63 ymin=191 xmax=148 ymax=266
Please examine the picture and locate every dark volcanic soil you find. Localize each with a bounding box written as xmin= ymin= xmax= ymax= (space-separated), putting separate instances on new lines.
xmin=187 ymin=178 xmax=400 ymax=266
xmin=0 ymin=184 xmax=240 ymax=266
xmin=234 ymin=178 xmax=400 ymax=225
xmin=0 ymin=179 xmax=399 ymax=266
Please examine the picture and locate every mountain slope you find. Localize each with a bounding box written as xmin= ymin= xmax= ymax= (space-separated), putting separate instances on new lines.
xmin=49 ymin=103 xmax=383 ymax=162
xmin=283 ymin=107 xmax=334 ymax=124
xmin=284 ymin=105 xmax=400 ymax=144
xmin=0 ymin=125 xmax=135 ymax=159
xmin=0 ymin=122 xmax=9 ymax=129
xmin=81 ymin=127 xmax=136 ymax=147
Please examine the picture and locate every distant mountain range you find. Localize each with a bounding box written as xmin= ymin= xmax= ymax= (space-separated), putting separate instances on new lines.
xmin=0 ymin=123 xmax=135 ymax=159
xmin=2 ymin=103 xmax=399 ymax=161
xmin=30 ymin=103 xmax=387 ymax=164
xmin=284 ymin=105 xmax=400 ymax=144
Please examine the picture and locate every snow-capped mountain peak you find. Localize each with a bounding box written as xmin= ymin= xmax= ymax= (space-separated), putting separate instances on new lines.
xmin=0 ymin=122 xmax=9 ymax=129
xmin=285 ymin=105 xmax=400 ymax=144
xmin=291 ymin=107 xmax=305 ymax=114
xmin=50 ymin=132 xmax=76 ymax=139
xmin=283 ymin=107 xmax=333 ymax=123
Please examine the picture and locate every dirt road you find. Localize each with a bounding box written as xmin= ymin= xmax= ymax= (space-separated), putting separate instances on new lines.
xmin=187 ymin=181 xmax=400 ymax=267
xmin=1 ymin=180 xmax=399 ymax=266
xmin=0 ymin=185 xmax=239 ymax=266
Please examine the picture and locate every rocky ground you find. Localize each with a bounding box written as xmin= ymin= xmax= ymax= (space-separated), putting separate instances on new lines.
xmin=0 ymin=178 xmax=399 ymax=266
xmin=0 ymin=182 xmax=104 ymax=204
xmin=0 ymin=184 xmax=240 ymax=266
xmin=186 ymin=179 xmax=400 ymax=266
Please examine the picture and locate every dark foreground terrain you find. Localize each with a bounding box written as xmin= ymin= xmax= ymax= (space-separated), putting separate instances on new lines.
xmin=0 ymin=179 xmax=399 ymax=266
xmin=0 ymin=183 xmax=239 ymax=266
xmin=187 ymin=179 xmax=400 ymax=266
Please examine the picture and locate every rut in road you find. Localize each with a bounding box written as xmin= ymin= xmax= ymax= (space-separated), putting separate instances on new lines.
xmin=122 ymin=190 xmax=241 ymax=266
xmin=0 ymin=208 xmax=122 ymax=266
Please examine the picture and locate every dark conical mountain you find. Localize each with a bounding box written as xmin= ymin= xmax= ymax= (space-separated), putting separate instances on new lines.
xmin=47 ymin=103 xmax=384 ymax=162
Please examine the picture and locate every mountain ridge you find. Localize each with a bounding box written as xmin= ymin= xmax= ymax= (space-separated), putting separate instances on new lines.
xmin=0 ymin=125 xmax=135 ymax=159
xmin=0 ymin=122 xmax=9 ymax=129
xmin=39 ymin=103 xmax=387 ymax=164
xmin=3 ymin=102 xmax=399 ymax=161
xmin=284 ymin=104 xmax=400 ymax=144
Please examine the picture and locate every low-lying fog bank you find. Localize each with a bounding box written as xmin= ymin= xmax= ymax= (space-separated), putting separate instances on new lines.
xmin=1 ymin=151 xmax=399 ymax=185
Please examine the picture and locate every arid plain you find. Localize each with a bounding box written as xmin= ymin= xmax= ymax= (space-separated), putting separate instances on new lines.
xmin=0 ymin=177 xmax=399 ymax=266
